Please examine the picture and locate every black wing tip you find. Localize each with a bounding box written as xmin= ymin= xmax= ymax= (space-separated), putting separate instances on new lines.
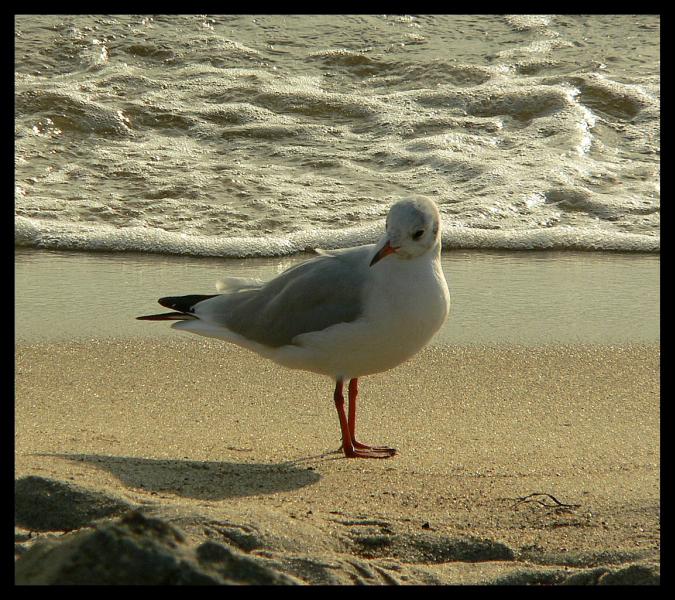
xmin=157 ymin=296 xmax=181 ymax=310
xmin=138 ymin=294 xmax=219 ymax=321
xmin=158 ymin=294 xmax=218 ymax=313
xmin=136 ymin=312 xmax=195 ymax=321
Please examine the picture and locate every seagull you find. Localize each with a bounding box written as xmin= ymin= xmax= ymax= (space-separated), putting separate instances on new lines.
xmin=137 ymin=196 xmax=450 ymax=458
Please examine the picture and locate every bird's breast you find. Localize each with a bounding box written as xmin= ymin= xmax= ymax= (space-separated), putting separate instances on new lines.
xmin=365 ymin=258 xmax=450 ymax=351
xmin=283 ymin=255 xmax=450 ymax=380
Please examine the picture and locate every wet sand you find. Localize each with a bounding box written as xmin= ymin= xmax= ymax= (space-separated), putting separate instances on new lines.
xmin=15 ymin=338 xmax=660 ymax=584
xmin=14 ymin=248 xmax=660 ymax=345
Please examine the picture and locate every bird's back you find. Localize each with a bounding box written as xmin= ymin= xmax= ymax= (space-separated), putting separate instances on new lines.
xmin=187 ymin=245 xmax=373 ymax=348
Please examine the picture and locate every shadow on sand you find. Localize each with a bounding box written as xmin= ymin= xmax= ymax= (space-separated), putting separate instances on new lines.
xmin=41 ymin=453 xmax=324 ymax=500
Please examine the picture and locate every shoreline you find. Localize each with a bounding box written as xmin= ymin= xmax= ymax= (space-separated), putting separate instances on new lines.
xmin=15 ymin=338 xmax=660 ymax=584
xmin=15 ymin=248 xmax=660 ymax=345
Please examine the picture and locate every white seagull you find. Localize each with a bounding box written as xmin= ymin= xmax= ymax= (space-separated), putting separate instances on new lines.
xmin=138 ymin=196 xmax=450 ymax=458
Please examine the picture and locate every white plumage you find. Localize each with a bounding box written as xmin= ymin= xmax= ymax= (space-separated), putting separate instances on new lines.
xmin=139 ymin=196 xmax=450 ymax=458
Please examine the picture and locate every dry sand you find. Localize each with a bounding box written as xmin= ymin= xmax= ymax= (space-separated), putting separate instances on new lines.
xmin=15 ymin=338 xmax=660 ymax=584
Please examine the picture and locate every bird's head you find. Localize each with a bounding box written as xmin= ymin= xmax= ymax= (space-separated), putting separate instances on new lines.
xmin=370 ymin=196 xmax=441 ymax=266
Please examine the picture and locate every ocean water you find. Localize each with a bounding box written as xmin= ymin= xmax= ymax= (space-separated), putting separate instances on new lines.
xmin=15 ymin=14 xmax=660 ymax=257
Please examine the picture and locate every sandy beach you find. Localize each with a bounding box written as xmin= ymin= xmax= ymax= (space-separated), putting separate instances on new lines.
xmin=15 ymin=338 xmax=660 ymax=584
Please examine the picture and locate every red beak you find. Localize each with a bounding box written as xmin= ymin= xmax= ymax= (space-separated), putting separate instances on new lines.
xmin=370 ymin=241 xmax=398 ymax=267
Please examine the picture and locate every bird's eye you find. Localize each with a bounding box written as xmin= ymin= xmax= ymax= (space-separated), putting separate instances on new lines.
xmin=412 ymin=229 xmax=425 ymax=240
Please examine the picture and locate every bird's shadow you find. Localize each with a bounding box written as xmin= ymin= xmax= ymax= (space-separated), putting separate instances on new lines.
xmin=41 ymin=453 xmax=329 ymax=500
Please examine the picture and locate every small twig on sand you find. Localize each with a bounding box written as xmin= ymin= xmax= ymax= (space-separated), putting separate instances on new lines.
xmin=512 ymin=492 xmax=581 ymax=511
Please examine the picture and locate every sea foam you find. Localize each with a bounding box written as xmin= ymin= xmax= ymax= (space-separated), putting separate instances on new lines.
xmin=16 ymin=215 xmax=659 ymax=257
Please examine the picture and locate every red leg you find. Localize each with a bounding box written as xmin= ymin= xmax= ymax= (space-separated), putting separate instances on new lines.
xmin=347 ymin=378 xmax=358 ymax=444
xmin=333 ymin=379 xmax=396 ymax=459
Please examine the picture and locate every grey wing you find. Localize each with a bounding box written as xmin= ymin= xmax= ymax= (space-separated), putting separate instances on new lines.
xmin=194 ymin=248 xmax=371 ymax=348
